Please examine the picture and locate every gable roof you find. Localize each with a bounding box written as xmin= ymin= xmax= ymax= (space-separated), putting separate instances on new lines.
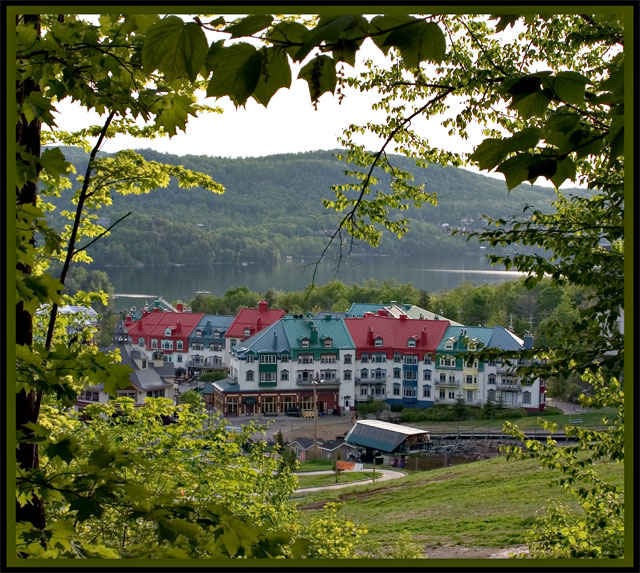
xmin=125 ymin=311 xmax=204 ymax=340
xmin=346 ymin=303 xmax=388 ymax=318
xmin=389 ymin=304 xmax=462 ymax=326
xmin=236 ymin=319 xmax=290 ymax=356
xmin=344 ymin=315 xmax=450 ymax=354
xmin=190 ymin=315 xmax=234 ymax=342
xmin=488 ymin=326 xmax=524 ymax=350
xmin=344 ymin=420 xmax=430 ymax=453
xmin=225 ymin=301 xmax=286 ymax=340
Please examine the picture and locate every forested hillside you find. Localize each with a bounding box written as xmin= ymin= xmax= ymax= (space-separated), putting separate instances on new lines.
xmin=50 ymin=147 xmax=568 ymax=266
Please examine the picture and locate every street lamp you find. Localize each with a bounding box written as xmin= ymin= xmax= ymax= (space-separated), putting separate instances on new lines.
xmin=372 ymin=449 xmax=379 ymax=485
xmin=312 ymin=376 xmax=324 ymax=458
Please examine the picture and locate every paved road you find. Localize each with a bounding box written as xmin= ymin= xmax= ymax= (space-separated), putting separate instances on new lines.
xmin=294 ymin=468 xmax=406 ymax=493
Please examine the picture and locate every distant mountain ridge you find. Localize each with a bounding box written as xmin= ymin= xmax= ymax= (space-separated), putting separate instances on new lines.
xmin=50 ymin=147 xmax=573 ymax=266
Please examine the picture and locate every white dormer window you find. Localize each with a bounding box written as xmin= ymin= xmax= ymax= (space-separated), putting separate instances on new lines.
xmin=374 ymin=337 xmax=383 ymax=347
xmin=301 ymin=339 xmax=310 ymax=348
xmin=213 ymin=331 xmax=220 ymax=338
xmin=408 ymin=338 xmax=416 ymax=348
xmin=445 ymin=340 xmax=454 ymax=350
xmin=165 ymin=327 xmax=171 ymax=336
xmin=468 ymin=341 xmax=477 ymax=351
xmin=324 ymin=338 xmax=332 ymax=348
xmin=195 ymin=330 xmax=202 ymax=338
xmin=244 ymin=328 xmax=251 ymax=337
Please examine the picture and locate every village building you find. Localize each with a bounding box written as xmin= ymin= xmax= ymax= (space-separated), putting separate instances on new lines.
xmin=79 ymin=318 xmax=175 ymax=408
xmin=211 ymin=314 xmax=355 ymax=416
xmin=344 ymin=313 xmax=451 ymax=409
xmin=344 ymin=420 xmax=431 ymax=461
xmin=184 ymin=314 xmax=234 ymax=377
xmin=223 ymin=300 xmax=286 ymax=367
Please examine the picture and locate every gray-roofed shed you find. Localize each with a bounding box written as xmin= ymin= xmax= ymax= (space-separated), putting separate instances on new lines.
xmin=344 ymin=420 xmax=430 ymax=454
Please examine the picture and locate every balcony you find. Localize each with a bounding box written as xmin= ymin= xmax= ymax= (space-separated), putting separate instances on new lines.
xmin=435 ymin=379 xmax=460 ymax=387
xmin=497 ymin=382 xmax=522 ymax=392
xmin=296 ymin=377 xmax=341 ymax=386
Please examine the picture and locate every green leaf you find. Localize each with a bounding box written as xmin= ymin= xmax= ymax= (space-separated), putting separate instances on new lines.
xmin=510 ymin=90 xmax=551 ymax=120
xmin=45 ymin=437 xmax=78 ymax=464
xmin=496 ymin=153 xmax=535 ymax=190
xmin=369 ymin=15 xmax=417 ymax=54
xmin=550 ymin=157 xmax=576 ymax=188
xmin=69 ymin=497 xmax=104 ymax=522
xmin=492 ymin=14 xmax=520 ymax=32
xmin=294 ymin=15 xmax=357 ymax=62
xmin=470 ymin=138 xmax=509 ymax=171
xmin=267 ymin=21 xmax=310 ymax=59
xmin=252 ymin=48 xmax=292 ymax=106
xmin=206 ymin=43 xmax=262 ymax=107
xmin=40 ymin=147 xmax=72 ymax=180
xmin=224 ymin=15 xmax=273 ymax=39
xmin=142 ymin=16 xmax=208 ymax=82
xmin=383 ymin=20 xmax=446 ymax=66
xmin=606 ymin=114 xmax=624 ymax=159
xmin=155 ymin=94 xmax=195 ymax=137
xmin=298 ymin=55 xmax=337 ymax=103
xmin=546 ymin=72 xmax=589 ymax=105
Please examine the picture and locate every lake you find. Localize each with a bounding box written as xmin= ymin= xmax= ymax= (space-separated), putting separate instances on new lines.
xmin=105 ymin=252 xmax=526 ymax=308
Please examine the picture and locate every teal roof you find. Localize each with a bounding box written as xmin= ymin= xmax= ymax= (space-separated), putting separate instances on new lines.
xmin=280 ymin=316 xmax=354 ymax=352
xmin=235 ymin=319 xmax=290 ymax=356
xmin=437 ymin=326 xmax=494 ymax=352
xmin=346 ymin=303 xmax=385 ymax=317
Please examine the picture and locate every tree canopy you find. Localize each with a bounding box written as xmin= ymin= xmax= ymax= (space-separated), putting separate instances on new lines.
xmin=11 ymin=8 xmax=630 ymax=563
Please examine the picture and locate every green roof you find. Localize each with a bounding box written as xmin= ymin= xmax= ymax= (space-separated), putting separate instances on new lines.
xmin=280 ymin=316 xmax=354 ymax=353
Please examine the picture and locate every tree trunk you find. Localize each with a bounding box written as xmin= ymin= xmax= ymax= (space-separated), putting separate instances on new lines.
xmin=15 ymin=13 xmax=46 ymax=531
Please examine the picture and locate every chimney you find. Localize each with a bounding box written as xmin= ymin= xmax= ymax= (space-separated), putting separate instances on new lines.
xmin=177 ymin=320 xmax=181 ymax=332
xmin=138 ymin=320 xmax=143 ymax=330
xmin=177 ymin=302 xmax=183 ymax=312
xmin=377 ymin=309 xmax=386 ymax=316
xmin=154 ymin=307 xmax=160 ymax=312
xmin=257 ymin=316 xmax=263 ymax=330
xmin=258 ymin=300 xmax=268 ymax=312
xmin=523 ymin=332 xmax=533 ymax=350
xmin=367 ymin=327 xmax=374 ymax=345
xmin=400 ymin=314 xmax=407 ymax=321
xmin=420 ymin=327 xmax=427 ymax=346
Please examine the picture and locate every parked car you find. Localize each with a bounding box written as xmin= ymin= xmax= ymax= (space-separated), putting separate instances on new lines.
xmin=285 ymin=406 xmax=300 ymax=417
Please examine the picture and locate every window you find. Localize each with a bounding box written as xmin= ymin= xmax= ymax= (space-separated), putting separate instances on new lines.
xmin=423 ymin=370 xmax=431 ymax=381
xmin=403 ymin=385 xmax=417 ymax=398
xmin=466 ymin=375 xmax=473 ymax=384
xmin=344 ymin=354 xmax=352 ymax=364
xmin=408 ymin=338 xmax=416 ymax=348
xmin=360 ymin=368 xmax=369 ymax=379
xmin=393 ymin=368 xmax=401 ymax=379
xmin=138 ymin=337 xmax=145 ymax=346
xmin=81 ymin=391 xmax=100 ymax=402
xmin=176 ymin=356 xmax=182 ymax=363
xmin=195 ymin=330 xmax=202 ymax=338
xmin=373 ymin=353 xmax=386 ymax=363
xmin=176 ymin=340 xmax=183 ymax=351
xmin=161 ymin=339 xmax=173 ymax=350
xmin=448 ymin=375 xmax=456 ymax=384
xmin=280 ymin=353 xmax=289 ymax=363
xmin=393 ymin=384 xmax=401 ymax=396
xmin=324 ymin=338 xmax=333 ymax=348
xmin=374 ymin=337 xmax=383 ymax=347
xmin=163 ymin=354 xmax=172 ymax=362
xmin=439 ymin=389 xmax=445 ymax=399
xmin=488 ymin=374 xmax=496 ymax=384
xmin=487 ymin=389 xmax=496 ymax=402
xmin=321 ymin=369 xmax=337 ymax=381
xmin=360 ymin=385 xmax=368 ymax=396
xmin=404 ymin=355 xmax=418 ymax=365
xmin=360 ymin=353 xmax=369 ymax=363
xmin=439 ymin=373 xmax=446 ymax=383
xmin=405 ymin=370 xmax=417 ymax=381
xmin=301 ymin=339 xmax=310 ymax=348
xmin=244 ymin=328 xmax=251 ymax=337
xmin=372 ymin=368 xmax=386 ymax=380
xmin=422 ymin=385 xmax=431 ymax=398
xmin=146 ymin=389 xmax=165 ymax=398
xmin=468 ymin=342 xmax=476 ymax=351
xmin=213 ymin=331 xmax=220 ymax=339
xmin=298 ymin=354 xmax=313 ymax=364
xmin=344 ymin=370 xmax=352 ymax=381
xmin=424 ymin=354 xmax=432 ymax=365
xmin=489 ymin=359 xmax=497 ymax=366
xmin=151 ymin=339 xmax=158 ymax=349
xmin=320 ymin=354 xmax=336 ymax=364
xmin=466 ymin=358 xmax=478 ymax=368
xmin=394 ymin=353 xmax=401 ymax=363
xmin=210 ymin=342 xmax=222 ymax=351
xmin=466 ymin=390 xmax=474 ymax=402
xmin=445 ymin=340 xmax=453 ymax=350
xmin=260 ymin=354 xmax=277 ymax=364
xmin=522 ymin=391 xmax=531 ymax=405
xmin=260 ymin=372 xmax=276 ymax=382
xmin=246 ymin=370 xmax=254 ymax=381
xmin=192 ymin=342 xmax=204 ymax=351
xmin=448 ymin=391 xmax=455 ymax=399
xmin=246 ymin=354 xmax=254 ymax=363
xmin=165 ymin=327 xmax=172 ymax=336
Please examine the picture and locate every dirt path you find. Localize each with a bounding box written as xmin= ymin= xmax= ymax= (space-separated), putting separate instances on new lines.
xmin=294 ymin=468 xmax=406 ymax=492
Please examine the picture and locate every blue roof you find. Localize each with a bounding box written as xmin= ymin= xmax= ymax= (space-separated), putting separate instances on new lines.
xmin=189 ymin=315 xmax=234 ymax=343
xmin=437 ymin=326 xmax=494 ymax=352
xmin=488 ymin=326 xmax=524 ymax=351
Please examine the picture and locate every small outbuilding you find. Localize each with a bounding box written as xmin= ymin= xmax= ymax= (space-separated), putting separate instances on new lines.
xmin=344 ymin=420 xmax=431 ymax=455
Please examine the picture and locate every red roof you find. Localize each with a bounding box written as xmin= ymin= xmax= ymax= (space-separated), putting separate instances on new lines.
xmin=344 ymin=315 xmax=450 ymax=356
xmin=225 ymin=301 xmax=286 ymax=340
xmin=124 ymin=311 xmax=204 ymax=341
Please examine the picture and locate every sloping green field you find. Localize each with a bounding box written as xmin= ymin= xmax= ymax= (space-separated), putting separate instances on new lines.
xmin=294 ymin=454 xmax=624 ymax=550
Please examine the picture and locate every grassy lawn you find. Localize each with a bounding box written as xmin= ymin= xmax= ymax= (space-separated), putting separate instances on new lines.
xmin=294 ymin=454 xmax=624 ymax=550
xmin=297 ymin=458 xmax=334 ymax=472
xmin=296 ymin=471 xmax=383 ymax=488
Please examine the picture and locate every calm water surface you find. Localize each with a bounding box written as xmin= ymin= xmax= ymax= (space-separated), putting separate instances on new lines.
xmin=105 ymin=253 xmax=525 ymax=308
